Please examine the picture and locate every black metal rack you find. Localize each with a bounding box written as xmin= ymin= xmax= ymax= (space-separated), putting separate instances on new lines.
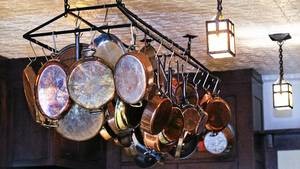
xmin=23 ymin=0 xmax=220 ymax=92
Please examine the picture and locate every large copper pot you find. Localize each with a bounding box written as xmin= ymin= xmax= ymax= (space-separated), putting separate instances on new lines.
xmin=114 ymin=52 xmax=154 ymax=104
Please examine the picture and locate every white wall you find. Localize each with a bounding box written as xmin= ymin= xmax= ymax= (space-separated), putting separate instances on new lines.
xmin=262 ymin=73 xmax=300 ymax=130
xmin=278 ymin=150 xmax=300 ymax=169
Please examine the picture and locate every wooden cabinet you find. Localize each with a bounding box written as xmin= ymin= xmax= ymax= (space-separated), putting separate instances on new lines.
xmin=2 ymin=58 xmax=106 ymax=169
xmin=0 ymin=57 xmax=8 ymax=169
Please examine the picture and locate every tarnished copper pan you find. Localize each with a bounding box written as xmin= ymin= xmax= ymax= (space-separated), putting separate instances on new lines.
xmin=114 ymin=52 xmax=154 ymax=104
xmin=182 ymin=106 xmax=201 ymax=135
xmin=140 ymin=43 xmax=157 ymax=70
xmin=56 ymin=104 xmax=105 ymax=141
xmin=140 ymin=95 xmax=172 ymax=135
xmin=23 ymin=66 xmax=37 ymax=121
xmin=162 ymin=107 xmax=184 ymax=142
xmin=67 ymin=57 xmax=115 ymax=110
xmin=35 ymin=59 xmax=70 ymax=120
xmin=200 ymin=92 xmax=231 ymax=132
xmin=58 ymin=43 xmax=89 ymax=67
xmin=91 ymin=33 xmax=126 ymax=69
xmin=175 ymin=82 xmax=199 ymax=106
xmin=203 ymin=124 xmax=235 ymax=154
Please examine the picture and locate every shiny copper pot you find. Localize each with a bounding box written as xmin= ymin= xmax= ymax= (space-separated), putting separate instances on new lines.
xmin=140 ymin=95 xmax=172 ymax=135
xmin=114 ymin=52 xmax=154 ymax=104
xmin=200 ymin=92 xmax=231 ymax=132
xmin=67 ymin=57 xmax=115 ymax=110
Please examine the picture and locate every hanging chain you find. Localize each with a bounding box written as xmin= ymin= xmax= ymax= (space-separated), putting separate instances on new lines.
xmin=64 ymin=0 xmax=70 ymax=17
xmin=217 ymin=0 xmax=223 ymax=15
xmin=278 ymin=42 xmax=284 ymax=83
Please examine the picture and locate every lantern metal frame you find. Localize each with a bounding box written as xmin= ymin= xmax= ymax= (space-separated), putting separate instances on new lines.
xmin=206 ymin=0 xmax=236 ymax=58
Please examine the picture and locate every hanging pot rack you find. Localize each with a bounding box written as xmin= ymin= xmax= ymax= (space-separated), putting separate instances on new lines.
xmin=23 ymin=0 xmax=221 ymax=92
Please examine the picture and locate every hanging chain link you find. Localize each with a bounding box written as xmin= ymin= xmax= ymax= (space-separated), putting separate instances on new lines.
xmin=278 ymin=42 xmax=284 ymax=83
xmin=217 ymin=0 xmax=223 ymax=13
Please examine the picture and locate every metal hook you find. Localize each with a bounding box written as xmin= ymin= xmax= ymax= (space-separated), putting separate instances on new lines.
xmin=52 ymin=32 xmax=57 ymax=54
xmin=192 ymin=67 xmax=202 ymax=86
xmin=154 ymin=41 xmax=163 ymax=60
xmin=168 ymin=51 xmax=175 ymax=68
xmin=202 ymin=72 xmax=210 ymax=90
xmin=41 ymin=48 xmax=49 ymax=61
xmin=212 ymin=78 xmax=220 ymax=95
xmin=75 ymin=11 xmax=81 ymax=28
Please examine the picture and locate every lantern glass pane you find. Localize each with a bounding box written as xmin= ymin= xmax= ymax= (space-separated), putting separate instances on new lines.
xmin=208 ymin=33 xmax=228 ymax=52
xmin=207 ymin=21 xmax=227 ymax=31
xmin=210 ymin=52 xmax=233 ymax=59
xmin=273 ymin=80 xmax=293 ymax=110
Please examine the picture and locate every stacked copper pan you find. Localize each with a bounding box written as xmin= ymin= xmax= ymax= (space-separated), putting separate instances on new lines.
xmin=23 ymin=33 xmax=235 ymax=168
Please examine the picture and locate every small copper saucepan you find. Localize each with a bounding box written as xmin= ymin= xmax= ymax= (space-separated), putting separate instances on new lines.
xmin=199 ymin=91 xmax=231 ymax=132
xmin=139 ymin=38 xmax=157 ymax=70
xmin=114 ymin=51 xmax=154 ymax=104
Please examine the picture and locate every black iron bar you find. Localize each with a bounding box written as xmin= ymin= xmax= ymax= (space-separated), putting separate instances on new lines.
xmin=68 ymin=3 xmax=119 ymax=12
xmin=24 ymin=37 xmax=57 ymax=53
xmin=29 ymin=23 xmax=131 ymax=37
xmin=68 ymin=11 xmax=106 ymax=34
xmin=23 ymin=12 xmax=67 ymax=38
xmin=118 ymin=4 xmax=212 ymax=74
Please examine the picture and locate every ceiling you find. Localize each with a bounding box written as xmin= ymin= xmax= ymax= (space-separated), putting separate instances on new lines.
xmin=0 ymin=0 xmax=300 ymax=75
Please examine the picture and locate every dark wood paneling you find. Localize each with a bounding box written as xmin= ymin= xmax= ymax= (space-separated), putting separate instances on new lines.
xmin=3 ymin=58 xmax=106 ymax=169
xmin=0 ymin=57 xmax=8 ymax=169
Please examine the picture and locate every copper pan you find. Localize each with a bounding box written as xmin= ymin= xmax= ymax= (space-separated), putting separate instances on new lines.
xmin=140 ymin=95 xmax=172 ymax=135
xmin=35 ymin=59 xmax=70 ymax=120
xmin=23 ymin=65 xmax=38 ymax=121
xmin=143 ymin=132 xmax=174 ymax=153
xmin=91 ymin=33 xmax=126 ymax=69
xmin=114 ymin=51 xmax=154 ymax=104
xmin=67 ymin=54 xmax=115 ymax=110
xmin=199 ymin=91 xmax=231 ymax=132
xmin=56 ymin=104 xmax=105 ymax=141
xmin=139 ymin=38 xmax=157 ymax=70
xmin=58 ymin=43 xmax=89 ymax=67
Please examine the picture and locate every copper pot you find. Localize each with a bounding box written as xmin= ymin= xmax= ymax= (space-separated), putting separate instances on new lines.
xmin=23 ymin=65 xmax=38 ymax=122
xmin=162 ymin=107 xmax=184 ymax=142
xmin=56 ymin=104 xmax=105 ymax=141
xmin=91 ymin=33 xmax=126 ymax=69
xmin=140 ymin=95 xmax=172 ymax=135
xmin=139 ymin=41 xmax=157 ymax=70
xmin=67 ymin=57 xmax=115 ymax=110
xmin=35 ymin=59 xmax=70 ymax=120
xmin=114 ymin=52 xmax=154 ymax=104
xmin=58 ymin=43 xmax=89 ymax=67
xmin=200 ymin=92 xmax=231 ymax=132
xmin=143 ymin=132 xmax=174 ymax=153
